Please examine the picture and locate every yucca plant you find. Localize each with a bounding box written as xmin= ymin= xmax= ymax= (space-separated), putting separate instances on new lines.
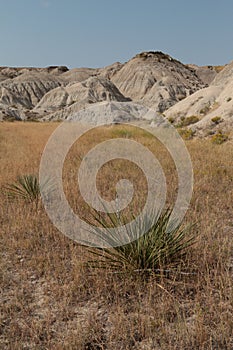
xmin=86 ymin=209 xmax=196 ymax=275
xmin=4 ymin=174 xmax=45 ymax=206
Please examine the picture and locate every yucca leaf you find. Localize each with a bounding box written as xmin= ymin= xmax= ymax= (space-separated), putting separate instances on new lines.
xmin=86 ymin=208 xmax=196 ymax=275
xmin=3 ymin=174 xmax=53 ymax=205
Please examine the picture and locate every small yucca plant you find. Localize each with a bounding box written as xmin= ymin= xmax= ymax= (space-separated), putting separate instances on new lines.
xmin=4 ymin=174 xmax=44 ymax=206
xmin=87 ymin=209 xmax=196 ymax=275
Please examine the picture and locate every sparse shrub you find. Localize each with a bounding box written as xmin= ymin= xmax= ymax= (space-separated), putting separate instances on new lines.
xmin=200 ymin=105 xmax=210 ymax=115
xmin=181 ymin=115 xmax=199 ymax=127
xmin=87 ymin=209 xmax=196 ymax=275
xmin=211 ymin=116 xmax=222 ymax=124
xmin=26 ymin=117 xmax=40 ymax=122
xmin=205 ymin=129 xmax=215 ymax=136
xmin=178 ymin=128 xmax=195 ymax=140
xmin=200 ymin=101 xmax=219 ymax=115
xmin=176 ymin=116 xmax=199 ymax=128
xmin=211 ymin=131 xmax=229 ymax=145
xmin=168 ymin=117 xmax=175 ymax=124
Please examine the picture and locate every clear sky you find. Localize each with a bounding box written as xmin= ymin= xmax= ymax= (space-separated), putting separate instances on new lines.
xmin=0 ymin=0 xmax=232 ymax=68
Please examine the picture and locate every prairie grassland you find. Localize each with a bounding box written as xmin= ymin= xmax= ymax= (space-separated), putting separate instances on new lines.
xmin=0 ymin=122 xmax=233 ymax=349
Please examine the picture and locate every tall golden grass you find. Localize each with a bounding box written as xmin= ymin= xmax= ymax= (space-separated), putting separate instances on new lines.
xmin=0 ymin=122 xmax=232 ymax=349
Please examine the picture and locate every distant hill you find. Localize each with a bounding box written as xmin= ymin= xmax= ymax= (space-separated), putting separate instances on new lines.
xmin=165 ymin=61 xmax=233 ymax=136
xmin=0 ymin=52 xmax=232 ymax=138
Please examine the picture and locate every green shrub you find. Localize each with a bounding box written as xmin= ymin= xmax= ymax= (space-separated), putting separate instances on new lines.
xmin=211 ymin=131 xmax=229 ymax=145
xmin=176 ymin=116 xmax=199 ymax=128
xmin=86 ymin=209 xmax=196 ymax=275
xmin=178 ymin=128 xmax=195 ymax=140
xmin=211 ymin=116 xmax=222 ymax=124
xmin=182 ymin=116 xmax=199 ymax=126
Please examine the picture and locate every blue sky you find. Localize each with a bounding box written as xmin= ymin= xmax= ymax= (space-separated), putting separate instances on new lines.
xmin=0 ymin=0 xmax=232 ymax=68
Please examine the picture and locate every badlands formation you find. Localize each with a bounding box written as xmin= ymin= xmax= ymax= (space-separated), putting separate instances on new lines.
xmin=0 ymin=51 xmax=232 ymax=137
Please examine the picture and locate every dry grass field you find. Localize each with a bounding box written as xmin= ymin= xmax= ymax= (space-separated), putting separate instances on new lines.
xmin=0 ymin=122 xmax=233 ymax=349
